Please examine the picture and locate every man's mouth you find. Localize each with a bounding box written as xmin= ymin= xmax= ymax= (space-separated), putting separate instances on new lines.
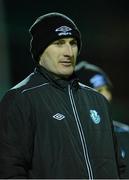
xmin=60 ymin=60 xmax=72 ymax=66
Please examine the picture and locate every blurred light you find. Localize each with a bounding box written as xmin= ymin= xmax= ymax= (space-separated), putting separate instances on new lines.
xmin=0 ymin=0 xmax=11 ymax=99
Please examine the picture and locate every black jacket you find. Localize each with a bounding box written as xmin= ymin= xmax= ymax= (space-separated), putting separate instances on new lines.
xmin=113 ymin=120 xmax=129 ymax=178
xmin=0 ymin=65 xmax=119 ymax=179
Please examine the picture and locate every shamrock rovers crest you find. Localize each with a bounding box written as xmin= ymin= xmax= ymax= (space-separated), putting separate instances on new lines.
xmin=90 ymin=110 xmax=101 ymax=124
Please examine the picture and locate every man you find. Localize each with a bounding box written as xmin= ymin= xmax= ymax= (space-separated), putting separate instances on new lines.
xmin=0 ymin=12 xmax=120 ymax=178
xmin=75 ymin=60 xmax=129 ymax=178
xmin=75 ymin=60 xmax=113 ymax=101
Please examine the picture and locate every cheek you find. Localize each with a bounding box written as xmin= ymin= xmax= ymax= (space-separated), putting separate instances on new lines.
xmin=48 ymin=50 xmax=58 ymax=61
xmin=74 ymin=49 xmax=78 ymax=58
xmin=74 ymin=52 xmax=78 ymax=64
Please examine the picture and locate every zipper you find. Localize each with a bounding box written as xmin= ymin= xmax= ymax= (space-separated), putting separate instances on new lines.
xmin=68 ymin=85 xmax=94 ymax=180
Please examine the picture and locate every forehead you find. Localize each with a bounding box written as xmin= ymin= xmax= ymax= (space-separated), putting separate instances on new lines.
xmin=53 ymin=37 xmax=76 ymax=42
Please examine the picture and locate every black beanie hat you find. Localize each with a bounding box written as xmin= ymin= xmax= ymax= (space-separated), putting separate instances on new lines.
xmin=29 ymin=12 xmax=82 ymax=63
xmin=75 ymin=61 xmax=113 ymax=89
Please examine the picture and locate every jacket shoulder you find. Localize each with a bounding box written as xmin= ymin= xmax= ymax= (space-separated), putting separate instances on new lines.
xmin=0 ymin=71 xmax=45 ymax=104
xmin=78 ymin=82 xmax=106 ymax=97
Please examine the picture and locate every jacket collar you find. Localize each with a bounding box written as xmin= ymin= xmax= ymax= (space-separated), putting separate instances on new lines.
xmin=35 ymin=65 xmax=79 ymax=90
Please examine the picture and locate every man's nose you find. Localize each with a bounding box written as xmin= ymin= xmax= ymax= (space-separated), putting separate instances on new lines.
xmin=64 ymin=44 xmax=73 ymax=56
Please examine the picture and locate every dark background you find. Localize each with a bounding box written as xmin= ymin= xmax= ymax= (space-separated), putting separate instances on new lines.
xmin=1 ymin=0 xmax=129 ymax=124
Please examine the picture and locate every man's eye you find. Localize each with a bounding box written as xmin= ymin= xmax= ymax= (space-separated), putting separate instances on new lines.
xmin=53 ymin=40 xmax=64 ymax=45
xmin=70 ymin=40 xmax=77 ymax=46
xmin=54 ymin=42 xmax=60 ymax=45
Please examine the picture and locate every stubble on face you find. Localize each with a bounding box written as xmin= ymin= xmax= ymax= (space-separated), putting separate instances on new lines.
xmin=39 ymin=38 xmax=78 ymax=78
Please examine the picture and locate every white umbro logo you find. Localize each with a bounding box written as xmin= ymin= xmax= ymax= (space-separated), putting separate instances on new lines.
xmin=53 ymin=113 xmax=65 ymax=120
xmin=55 ymin=26 xmax=72 ymax=36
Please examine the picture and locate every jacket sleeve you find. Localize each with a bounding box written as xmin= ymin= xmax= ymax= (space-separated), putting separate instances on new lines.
xmin=112 ymin=125 xmax=126 ymax=178
xmin=0 ymin=90 xmax=35 ymax=178
xmin=106 ymin=100 xmax=126 ymax=178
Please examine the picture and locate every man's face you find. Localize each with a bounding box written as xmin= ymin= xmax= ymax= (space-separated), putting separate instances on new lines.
xmin=96 ymin=85 xmax=112 ymax=102
xmin=39 ymin=37 xmax=78 ymax=78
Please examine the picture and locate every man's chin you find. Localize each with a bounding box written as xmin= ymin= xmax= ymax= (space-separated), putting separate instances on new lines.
xmin=60 ymin=71 xmax=73 ymax=78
